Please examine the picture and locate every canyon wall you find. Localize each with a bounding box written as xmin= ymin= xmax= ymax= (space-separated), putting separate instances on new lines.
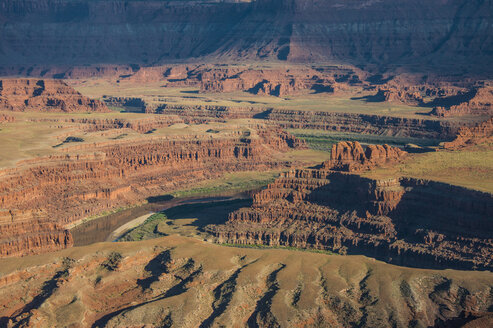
xmin=443 ymin=117 xmax=493 ymax=149
xmin=100 ymin=96 xmax=470 ymax=139
xmin=0 ymin=0 xmax=491 ymax=74
xmin=263 ymin=109 xmax=466 ymax=139
xmin=0 ymin=127 xmax=304 ymax=257
xmin=0 ymin=79 xmax=109 ymax=112
xmin=209 ymin=164 xmax=493 ymax=270
xmin=197 ymin=66 xmax=354 ymax=96
xmin=430 ymin=86 xmax=493 ymax=117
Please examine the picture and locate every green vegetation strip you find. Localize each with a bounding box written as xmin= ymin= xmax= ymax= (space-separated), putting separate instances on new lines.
xmin=290 ymin=129 xmax=441 ymax=152
xmin=118 ymin=213 xmax=167 ymax=242
xmin=118 ymin=199 xmax=252 ymax=242
xmin=171 ymin=175 xmax=277 ymax=198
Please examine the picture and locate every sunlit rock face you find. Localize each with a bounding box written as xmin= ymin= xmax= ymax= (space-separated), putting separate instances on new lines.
xmin=1 ymin=0 xmax=492 ymax=73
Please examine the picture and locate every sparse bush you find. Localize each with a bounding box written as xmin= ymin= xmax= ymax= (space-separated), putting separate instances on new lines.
xmin=64 ymin=136 xmax=84 ymax=143
xmin=101 ymin=252 xmax=123 ymax=271
xmin=60 ymin=257 xmax=75 ymax=277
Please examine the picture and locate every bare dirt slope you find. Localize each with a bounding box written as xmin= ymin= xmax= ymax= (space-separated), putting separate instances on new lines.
xmin=0 ymin=235 xmax=492 ymax=328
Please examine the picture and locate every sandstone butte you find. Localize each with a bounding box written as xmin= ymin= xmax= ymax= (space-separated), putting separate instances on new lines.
xmin=0 ymin=79 xmax=109 ymax=113
xmin=323 ymin=141 xmax=407 ymax=172
xmin=430 ymin=86 xmax=493 ymax=117
xmin=0 ymin=126 xmax=305 ymax=257
xmin=208 ymin=141 xmax=493 ymax=271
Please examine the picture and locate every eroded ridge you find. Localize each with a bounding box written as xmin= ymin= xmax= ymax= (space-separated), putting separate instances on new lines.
xmin=0 ymin=79 xmax=109 ymax=113
xmin=209 ymin=146 xmax=493 ymax=270
xmin=1 ymin=238 xmax=492 ymax=327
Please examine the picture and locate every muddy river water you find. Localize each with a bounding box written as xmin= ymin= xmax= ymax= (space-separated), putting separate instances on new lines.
xmin=71 ymin=190 xmax=255 ymax=246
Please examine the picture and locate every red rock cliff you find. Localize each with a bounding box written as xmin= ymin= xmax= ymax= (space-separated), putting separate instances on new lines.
xmin=443 ymin=117 xmax=493 ymax=150
xmin=0 ymin=0 xmax=491 ymax=75
xmin=0 ymin=79 xmax=109 ymax=112
xmin=0 ymin=127 xmax=303 ymax=257
xmin=323 ymin=141 xmax=406 ymax=172
xmin=209 ymin=163 xmax=493 ymax=270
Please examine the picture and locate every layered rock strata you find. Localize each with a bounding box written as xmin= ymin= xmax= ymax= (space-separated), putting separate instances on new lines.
xmin=197 ymin=67 xmax=351 ymax=96
xmin=1 ymin=0 xmax=491 ymax=74
xmin=154 ymin=105 xmax=475 ymax=139
xmin=443 ymin=117 xmax=493 ymax=150
xmin=0 ymin=128 xmax=303 ymax=257
xmin=431 ymin=87 xmax=493 ymax=117
xmin=147 ymin=104 xmax=267 ymax=121
xmin=209 ymin=166 xmax=493 ymax=270
xmin=323 ymin=141 xmax=406 ymax=172
xmin=264 ymin=109 xmax=468 ymax=139
xmin=101 ymin=96 xmax=476 ymax=139
xmin=0 ymin=79 xmax=109 ymax=112
xmin=0 ymin=212 xmax=73 ymax=257
xmin=30 ymin=116 xmax=185 ymax=134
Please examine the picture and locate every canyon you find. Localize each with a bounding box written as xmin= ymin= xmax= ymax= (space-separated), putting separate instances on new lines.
xmin=0 ymin=0 xmax=491 ymax=324
xmin=38 ymin=64 xmax=489 ymax=133
xmin=208 ymin=141 xmax=493 ymax=271
xmin=0 ymin=77 xmax=491 ymax=264
xmin=0 ymin=120 xmax=305 ymax=257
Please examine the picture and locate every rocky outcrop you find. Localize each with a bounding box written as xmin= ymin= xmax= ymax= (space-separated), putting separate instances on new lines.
xmin=323 ymin=141 xmax=406 ymax=172
xmin=0 ymin=113 xmax=14 ymax=123
xmin=430 ymin=86 xmax=493 ymax=117
xmin=366 ymin=83 xmax=468 ymax=106
xmin=0 ymin=79 xmax=109 ymax=112
xmin=209 ymin=165 xmax=493 ymax=270
xmin=368 ymin=87 xmax=425 ymax=106
xmin=198 ymin=67 xmax=345 ymax=96
xmin=0 ymin=213 xmax=73 ymax=257
xmin=0 ymin=127 xmax=303 ymax=257
xmin=359 ymin=81 xmax=493 ymax=118
xmin=443 ymin=117 xmax=493 ymax=150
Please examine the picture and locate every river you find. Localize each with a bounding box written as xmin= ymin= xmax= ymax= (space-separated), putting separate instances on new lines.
xmin=70 ymin=190 xmax=255 ymax=246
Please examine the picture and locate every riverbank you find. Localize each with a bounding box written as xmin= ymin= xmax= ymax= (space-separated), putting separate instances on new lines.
xmin=105 ymin=212 xmax=154 ymax=242
xmin=71 ymin=192 xmax=254 ymax=246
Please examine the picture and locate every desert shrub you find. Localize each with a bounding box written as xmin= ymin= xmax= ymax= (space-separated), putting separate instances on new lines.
xmin=64 ymin=136 xmax=84 ymax=143
xmin=101 ymin=252 xmax=123 ymax=271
